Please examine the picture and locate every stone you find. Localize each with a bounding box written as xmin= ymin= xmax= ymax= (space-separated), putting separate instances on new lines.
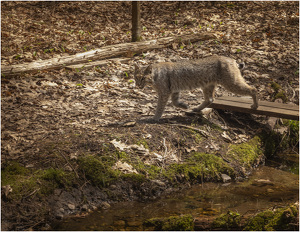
xmin=221 ymin=173 xmax=231 ymax=183
xmin=54 ymin=189 xmax=62 ymax=196
xmin=110 ymin=184 xmax=117 ymax=190
xmin=100 ymin=202 xmax=111 ymax=210
xmin=266 ymin=117 xmax=278 ymax=130
xmin=113 ymin=220 xmax=126 ymax=226
xmin=81 ymin=204 xmax=88 ymax=211
xmin=67 ymin=203 xmax=76 ymax=210
xmin=56 ymin=214 xmax=64 ymax=220
xmin=151 ymin=179 xmax=166 ymax=187
xmin=127 ymin=220 xmax=142 ymax=227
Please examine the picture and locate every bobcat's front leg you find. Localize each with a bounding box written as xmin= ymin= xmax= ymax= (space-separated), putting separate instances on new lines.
xmin=171 ymin=92 xmax=189 ymax=109
xmin=193 ymin=84 xmax=215 ymax=112
xmin=153 ymin=92 xmax=170 ymax=121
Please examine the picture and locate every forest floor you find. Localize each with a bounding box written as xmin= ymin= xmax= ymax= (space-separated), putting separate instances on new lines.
xmin=1 ymin=1 xmax=299 ymax=231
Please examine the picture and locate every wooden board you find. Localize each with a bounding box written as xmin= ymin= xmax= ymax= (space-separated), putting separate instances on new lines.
xmin=209 ymin=96 xmax=299 ymax=121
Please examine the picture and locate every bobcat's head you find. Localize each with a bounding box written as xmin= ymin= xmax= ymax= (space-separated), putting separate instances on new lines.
xmin=134 ymin=64 xmax=152 ymax=89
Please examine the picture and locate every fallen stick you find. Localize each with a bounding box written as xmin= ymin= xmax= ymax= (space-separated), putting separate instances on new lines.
xmin=1 ymin=33 xmax=215 ymax=76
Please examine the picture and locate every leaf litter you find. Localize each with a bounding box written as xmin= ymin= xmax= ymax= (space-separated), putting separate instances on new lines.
xmin=1 ymin=1 xmax=299 ymax=230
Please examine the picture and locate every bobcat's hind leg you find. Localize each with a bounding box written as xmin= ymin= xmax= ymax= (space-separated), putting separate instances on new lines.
xmin=153 ymin=93 xmax=170 ymax=121
xmin=171 ymin=92 xmax=189 ymax=109
xmin=223 ymin=80 xmax=258 ymax=110
xmin=193 ymin=84 xmax=215 ymax=112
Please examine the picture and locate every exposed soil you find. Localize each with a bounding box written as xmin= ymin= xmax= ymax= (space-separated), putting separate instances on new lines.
xmin=1 ymin=1 xmax=298 ymax=231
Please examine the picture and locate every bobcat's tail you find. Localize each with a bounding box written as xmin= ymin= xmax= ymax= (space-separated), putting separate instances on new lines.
xmin=238 ymin=62 xmax=245 ymax=70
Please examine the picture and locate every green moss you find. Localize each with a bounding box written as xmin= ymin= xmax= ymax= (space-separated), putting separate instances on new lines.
xmin=274 ymin=91 xmax=288 ymax=102
xmin=244 ymin=203 xmax=298 ymax=231
xmin=285 ymin=120 xmax=299 ymax=148
xmin=188 ymin=129 xmax=204 ymax=143
xmin=260 ymin=120 xmax=299 ymax=157
xmin=164 ymin=152 xmax=234 ymax=182
xmin=212 ymin=211 xmax=241 ymax=229
xmin=226 ymin=136 xmax=263 ymax=168
xmin=122 ymin=173 xmax=146 ymax=183
xmin=1 ymin=162 xmax=37 ymax=200
xmin=1 ymin=161 xmax=76 ymax=199
xmin=271 ymin=82 xmax=281 ymax=92
xmin=1 ymin=162 xmax=29 ymax=186
xmin=41 ymin=168 xmax=75 ymax=192
xmin=144 ymin=214 xmax=194 ymax=231
xmin=271 ymin=82 xmax=288 ymax=102
xmin=78 ymin=155 xmax=120 ymax=187
xmin=136 ymin=139 xmax=149 ymax=149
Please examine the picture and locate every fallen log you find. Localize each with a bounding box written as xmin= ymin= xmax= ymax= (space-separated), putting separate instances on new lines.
xmin=1 ymin=33 xmax=215 ymax=76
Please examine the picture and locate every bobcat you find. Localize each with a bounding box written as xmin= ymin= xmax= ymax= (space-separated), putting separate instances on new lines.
xmin=134 ymin=55 xmax=258 ymax=121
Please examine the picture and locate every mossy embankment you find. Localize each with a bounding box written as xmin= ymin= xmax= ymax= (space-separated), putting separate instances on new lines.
xmin=244 ymin=202 xmax=299 ymax=231
xmin=143 ymin=202 xmax=298 ymax=231
xmin=1 ymin=117 xmax=298 ymax=230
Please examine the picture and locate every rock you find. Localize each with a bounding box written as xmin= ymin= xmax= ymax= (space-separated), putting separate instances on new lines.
xmin=151 ymin=179 xmax=166 ymax=187
xmin=54 ymin=189 xmax=62 ymax=196
xmin=67 ymin=203 xmax=76 ymax=210
xmin=127 ymin=220 xmax=142 ymax=227
xmin=113 ymin=220 xmax=126 ymax=226
xmin=100 ymin=202 xmax=111 ymax=210
xmin=56 ymin=214 xmax=64 ymax=220
xmin=81 ymin=204 xmax=88 ymax=211
xmin=55 ymin=208 xmax=65 ymax=220
xmin=252 ymin=179 xmax=274 ymax=187
xmin=266 ymin=117 xmax=278 ymax=130
xmin=110 ymin=184 xmax=117 ymax=190
xmin=221 ymin=174 xmax=231 ymax=183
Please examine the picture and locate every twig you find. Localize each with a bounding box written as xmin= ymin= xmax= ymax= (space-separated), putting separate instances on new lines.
xmin=59 ymin=151 xmax=79 ymax=178
xmin=214 ymin=110 xmax=228 ymax=129
xmin=162 ymin=138 xmax=167 ymax=169
xmin=23 ymin=188 xmax=40 ymax=199
xmin=170 ymin=123 xmax=209 ymax=138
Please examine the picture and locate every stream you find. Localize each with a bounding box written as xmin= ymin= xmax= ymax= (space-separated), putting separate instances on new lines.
xmin=53 ymin=158 xmax=298 ymax=231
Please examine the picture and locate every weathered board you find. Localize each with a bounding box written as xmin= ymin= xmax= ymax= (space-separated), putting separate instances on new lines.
xmin=209 ymin=96 xmax=299 ymax=121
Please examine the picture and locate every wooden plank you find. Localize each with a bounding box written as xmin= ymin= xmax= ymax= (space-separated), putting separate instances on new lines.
xmin=209 ymin=96 xmax=299 ymax=121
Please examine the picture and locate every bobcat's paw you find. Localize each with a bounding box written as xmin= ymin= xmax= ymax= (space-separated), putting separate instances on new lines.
xmin=251 ymin=104 xmax=258 ymax=110
xmin=177 ymin=102 xmax=189 ymax=109
xmin=192 ymin=107 xmax=201 ymax=113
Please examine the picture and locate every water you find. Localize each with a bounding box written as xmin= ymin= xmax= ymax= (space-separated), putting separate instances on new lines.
xmin=53 ymin=164 xmax=298 ymax=231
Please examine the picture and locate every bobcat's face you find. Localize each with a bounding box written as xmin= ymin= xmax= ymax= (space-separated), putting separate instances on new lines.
xmin=134 ymin=64 xmax=147 ymax=89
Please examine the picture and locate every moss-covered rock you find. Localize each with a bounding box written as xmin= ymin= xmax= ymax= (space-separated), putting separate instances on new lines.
xmin=260 ymin=120 xmax=299 ymax=157
xmin=144 ymin=214 xmax=194 ymax=231
xmin=226 ymin=136 xmax=263 ymax=169
xmin=164 ymin=152 xmax=235 ymax=183
xmin=244 ymin=203 xmax=299 ymax=231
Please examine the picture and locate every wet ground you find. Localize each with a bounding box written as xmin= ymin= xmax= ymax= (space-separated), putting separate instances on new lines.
xmin=53 ymin=162 xmax=299 ymax=231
